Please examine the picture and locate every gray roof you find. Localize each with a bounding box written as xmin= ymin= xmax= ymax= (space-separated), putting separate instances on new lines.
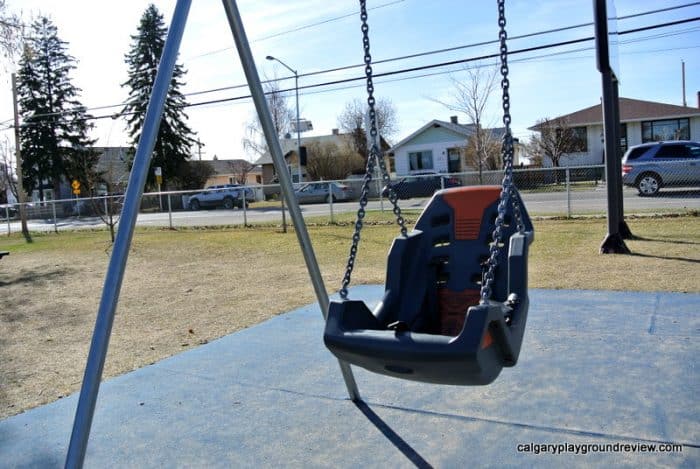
xmin=389 ymin=119 xmax=505 ymax=153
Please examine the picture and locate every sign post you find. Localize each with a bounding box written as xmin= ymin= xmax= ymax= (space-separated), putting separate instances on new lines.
xmin=72 ymin=180 xmax=81 ymax=217
xmin=155 ymin=167 xmax=163 ymax=211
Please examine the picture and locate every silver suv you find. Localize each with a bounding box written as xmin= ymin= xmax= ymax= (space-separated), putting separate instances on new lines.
xmin=622 ymin=141 xmax=700 ymax=196
xmin=188 ymin=184 xmax=254 ymax=210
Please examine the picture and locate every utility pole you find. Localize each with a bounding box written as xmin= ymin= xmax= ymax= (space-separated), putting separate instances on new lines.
xmin=682 ymin=60 xmax=687 ymax=107
xmin=11 ymin=73 xmax=31 ymax=243
xmin=195 ymin=138 xmax=204 ymax=160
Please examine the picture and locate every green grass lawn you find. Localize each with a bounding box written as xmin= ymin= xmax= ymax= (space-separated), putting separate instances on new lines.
xmin=1 ymin=212 xmax=698 ymax=293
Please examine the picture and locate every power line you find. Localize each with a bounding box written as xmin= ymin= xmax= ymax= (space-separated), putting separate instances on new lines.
xmin=181 ymin=16 xmax=700 ymax=109
xmin=186 ymin=0 xmax=407 ymax=60
xmin=5 ymin=13 xmax=699 ymax=129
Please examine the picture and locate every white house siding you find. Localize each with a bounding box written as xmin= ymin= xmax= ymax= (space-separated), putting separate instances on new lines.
xmin=393 ymin=126 xmax=467 ymax=176
xmin=692 ymin=118 xmax=700 ymax=140
xmin=540 ymin=126 xmax=602 ymax=167
xmin=544 ymin=115 xmax=700 ymax=167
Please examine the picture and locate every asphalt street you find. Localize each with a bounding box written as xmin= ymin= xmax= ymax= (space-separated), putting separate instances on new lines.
xmin=2 ymin=187 xmax=698 ymax=234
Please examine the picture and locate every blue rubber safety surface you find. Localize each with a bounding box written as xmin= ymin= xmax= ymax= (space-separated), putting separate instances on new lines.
xmin=1 ymin=286 xmax=698 ymax=468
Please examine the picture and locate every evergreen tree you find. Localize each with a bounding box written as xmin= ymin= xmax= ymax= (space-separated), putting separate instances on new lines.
xmin=122 ymin=3 xmax=195 ymax=189
xmin=17 ymin=16 xmax=96 ymax=200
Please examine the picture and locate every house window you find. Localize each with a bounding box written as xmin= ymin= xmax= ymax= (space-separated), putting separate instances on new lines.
xmin=642 ymin=118 xmax=690 ymax=142
xmin=408 ymin=150 xmax=433 ymax=171
xmin=570 ymin=127 xmax=587 ymax=152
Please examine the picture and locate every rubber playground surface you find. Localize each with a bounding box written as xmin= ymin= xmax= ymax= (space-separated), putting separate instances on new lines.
xmin=1 ymin=286 xmax=698 ymax=468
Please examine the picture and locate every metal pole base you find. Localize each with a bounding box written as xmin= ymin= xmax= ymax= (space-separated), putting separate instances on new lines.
xmin=619 ymin=220 xmax=634 ymax=240
xmin=600 ymin=233 xmax=631 ymax=254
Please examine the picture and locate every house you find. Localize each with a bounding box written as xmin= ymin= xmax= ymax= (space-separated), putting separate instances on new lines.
xmin=528 ymin=96 xmax=700 ymax=167
xmin=204 ymin=158 xmax=262 ymax=186
xmin=388 ymin=116 xmax=518 ymax=176
xmin=92 ymin=147 xmax=131 ymax=193
xmin=253 ymin=129 xmax=386 ymax=198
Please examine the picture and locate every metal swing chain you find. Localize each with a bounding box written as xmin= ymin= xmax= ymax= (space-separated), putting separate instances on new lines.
xmin=339 ymin=0 xmax=407 ymax=300
xmin=480 ymin=0 xmax=526 ymax=304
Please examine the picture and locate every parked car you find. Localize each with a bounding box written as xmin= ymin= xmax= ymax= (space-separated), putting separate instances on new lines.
xmin=1 ymin=204 xmax=17 ymax=218
xmin=293 ymin=182 xmax=354 ymax=204
xmin=188 ymin=184 xmax=252 ymax=210
xmin=386 ymin=171 xmax=462 ymax=199
xmin=622 ymin=141 xmax=700 ymax=196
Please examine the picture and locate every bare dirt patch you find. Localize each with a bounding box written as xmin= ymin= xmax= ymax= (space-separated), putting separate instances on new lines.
xmin=0 ymin=225 xmax=391 ymax=419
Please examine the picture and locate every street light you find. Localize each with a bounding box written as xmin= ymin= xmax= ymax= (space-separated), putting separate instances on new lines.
xmin=266 ymin=55 xmax=302 ymax=185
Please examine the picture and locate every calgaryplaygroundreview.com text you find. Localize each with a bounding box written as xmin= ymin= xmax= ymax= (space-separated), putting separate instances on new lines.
xmin=516 ymin=442 xmax=684 ymax=455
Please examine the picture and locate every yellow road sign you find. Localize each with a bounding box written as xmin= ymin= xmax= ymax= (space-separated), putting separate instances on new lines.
xmin=71 ymin=180 xmax=80 ymax=190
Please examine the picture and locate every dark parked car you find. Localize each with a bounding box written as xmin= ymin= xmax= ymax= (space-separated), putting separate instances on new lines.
xmin=622 ymin=141 xmax=700 ymax=196
xmin=386 ymin=171 xmax=462 ymax=199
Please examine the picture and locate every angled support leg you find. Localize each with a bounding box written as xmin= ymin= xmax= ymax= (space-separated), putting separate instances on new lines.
xmin=65 ymin=1 xmax=193 ymax=467
xmin=221 ymin=0 xmax=360 ymax=402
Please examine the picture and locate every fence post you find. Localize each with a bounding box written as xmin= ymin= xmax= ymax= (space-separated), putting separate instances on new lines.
xmin=329 ymin=184 xmax=334 ymax=223
xmin=242 ymin=190 xmax=247 ymax=227
xmin=375 ymin=169 xmax=384 ymax=213
xmin=566 ymin=167 xmax=572 ymax=218
xmin=167 ymin=194 xmax=173 ymax=230
xmin=441 ymin=176 xmax=445 ymax=190
xmin=52 ymin=200 xmax=58 ymax=233
xmin=5 ymin=206 xmax=10 ymax=236
xmin=104 ymin=197 xmax=109 ymax=219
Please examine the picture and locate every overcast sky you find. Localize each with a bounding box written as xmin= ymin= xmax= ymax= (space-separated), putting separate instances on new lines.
xmin=1 ymin=0 xmax=699 ymax=164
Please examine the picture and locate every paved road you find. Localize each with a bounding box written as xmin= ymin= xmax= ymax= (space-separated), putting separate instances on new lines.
xmin=2 ymin=187 xmax=697 ymax=234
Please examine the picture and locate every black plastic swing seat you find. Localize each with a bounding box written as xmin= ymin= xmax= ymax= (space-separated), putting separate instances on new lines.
xmin=324 ymin=185 xmax=534 ymax=385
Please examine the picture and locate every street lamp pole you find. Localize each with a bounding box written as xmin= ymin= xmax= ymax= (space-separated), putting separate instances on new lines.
xmin=266 ymin=55 xmax=302 ymax=185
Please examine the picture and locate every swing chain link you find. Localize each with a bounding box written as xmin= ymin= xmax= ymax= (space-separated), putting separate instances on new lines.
xmin=340 ymin=0 xmax=407 ymax=300
xmin=480 ymin=0 xmax=526 ymax=304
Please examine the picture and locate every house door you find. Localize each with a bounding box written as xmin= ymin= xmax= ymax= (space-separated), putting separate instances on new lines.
xmin=447 ymin=148 xmax=461 ymax=173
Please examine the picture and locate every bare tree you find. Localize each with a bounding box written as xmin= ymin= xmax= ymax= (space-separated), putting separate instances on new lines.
xmin=528 ymin=117 xmax=585 ymax=168
xmin=434 ymin=63 xmax=500 ymax=181
xmin=79 ymin=150 xmax=126 ymax=243
xmin=462 ymin=134 xmax=502 ymax=172
xmin=305 ymin=141 xmax=364 ymax=181
xmin=228 ymin=159 xmax=255 ymax=184
xmin=337 ymin=97 xmax=398 ymax=162
xmin=0 ymin=0 xmax=23 ymax=64
xmin=0 ymin=137 xmax=16 ymax=205
xmin=241 ymin=77 xmax=294 ymax=232
xmin=242 ymin=78 xmax=294 ymax=158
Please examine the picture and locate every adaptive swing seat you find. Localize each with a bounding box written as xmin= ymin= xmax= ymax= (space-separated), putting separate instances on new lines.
xmin=324 ymin=185 xmax=534 ymax=385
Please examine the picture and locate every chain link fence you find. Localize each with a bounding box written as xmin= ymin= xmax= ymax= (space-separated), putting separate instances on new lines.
xmin=2 ymin=165 xmax=698 ymax=235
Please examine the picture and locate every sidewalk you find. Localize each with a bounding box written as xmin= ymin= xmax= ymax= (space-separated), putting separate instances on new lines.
xmin=1 ymin=287 xmax=698 ymax=468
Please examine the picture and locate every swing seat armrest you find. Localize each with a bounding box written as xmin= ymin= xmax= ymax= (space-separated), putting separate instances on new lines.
xmin=507 ymin=231 xmax=532 ymax=301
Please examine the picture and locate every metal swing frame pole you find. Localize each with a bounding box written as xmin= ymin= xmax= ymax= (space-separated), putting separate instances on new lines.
xmin=220 ymin=0 xmax=360 ymax=401
xmin=65 ymin=1 xmax=193 ymax=467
